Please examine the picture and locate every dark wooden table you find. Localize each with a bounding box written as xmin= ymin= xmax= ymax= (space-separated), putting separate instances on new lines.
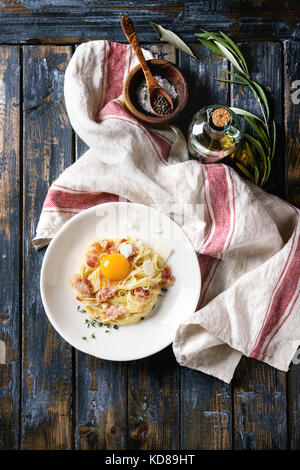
xmin=0 ymin=1 xmax=299 ymax=450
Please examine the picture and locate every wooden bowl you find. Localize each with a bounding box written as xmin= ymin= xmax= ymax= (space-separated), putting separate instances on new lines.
xmin=123 ymin=59 xmax=188 ymax=125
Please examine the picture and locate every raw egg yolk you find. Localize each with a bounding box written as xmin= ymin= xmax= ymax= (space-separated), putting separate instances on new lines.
xmin=100 ymin=253 xmax=131 ymax=281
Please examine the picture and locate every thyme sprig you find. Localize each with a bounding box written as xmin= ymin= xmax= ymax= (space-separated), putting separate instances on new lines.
xmin=196 ymin=30 xmax=276 ymax=186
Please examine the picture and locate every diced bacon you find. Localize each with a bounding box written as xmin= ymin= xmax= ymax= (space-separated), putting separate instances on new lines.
xmin=95 ymin=285 xmax=116 ymax=302
xmin=161 ymin=265 xmax=175 ymax=287
xmin=104 ymin=304 xmax=127 ymax=320
xmin=91 ymin=242 xmax=101 ymax=250
xmin=86 ymin=247 xmax=100 ymax=267
xmin=134 ymin=287 xmax=150 ymax=298
xmin=69 ymin=274 xmax=93 ymax=296
xmin=151 ymin=283 xmax=160 ymax=289
xmin=128 ymin=248 xmax=136 ymax=259
xmin=100 ymin=240 xmax=110 ymax=250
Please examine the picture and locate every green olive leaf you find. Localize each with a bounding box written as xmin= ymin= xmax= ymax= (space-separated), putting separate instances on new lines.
xmin=196 ymin=38 xmax=225 ymax=57
xmin=236 ymin=162 xmax=255 ymax=183
xmin=214 ymin=41 xmax=245 ymax=75
xmin=218 ymin=31 xmax=249 ymax=76
xmin=229 ymin=107 xmax=264 ymax=124
xmin=251 ymin=81 xmax=270 ymax=120
xmin=150 ymin=22 xmax=196 ymax=58
xmin=244 ymin=115 xmax=269 ymax=149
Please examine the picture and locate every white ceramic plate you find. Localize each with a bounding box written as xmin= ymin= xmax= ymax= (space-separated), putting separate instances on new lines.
xmin=40 ymin=202 xmax=201 ymax=361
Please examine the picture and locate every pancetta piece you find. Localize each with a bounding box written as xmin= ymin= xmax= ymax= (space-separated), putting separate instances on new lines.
xmin=104 ymin=304 xmax=127 ymax=320
xmin=86 ymin=245 xmax=100 ymax=267
xmin=134 ymin=287 xmax=150 ymax=298
xmin=161 ymin=265 xmax=175 ymax=287
xmin=69 ymin=274 xmax=93 ymax=296
xmin=95 ymin=285 xmax=116 ymax=302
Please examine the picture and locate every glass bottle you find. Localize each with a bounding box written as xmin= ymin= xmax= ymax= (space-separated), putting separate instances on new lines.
xmin=188 ymin=105 xmax=242 ymax=163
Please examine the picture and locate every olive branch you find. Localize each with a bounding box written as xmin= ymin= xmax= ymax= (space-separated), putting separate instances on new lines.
xmin=151 ymin=23 xmax=276 ymax=187
xmin=196 ymin=30 xmax=276 ymax=186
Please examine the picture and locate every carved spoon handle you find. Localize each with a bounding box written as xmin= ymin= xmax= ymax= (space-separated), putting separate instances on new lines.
xmin=120 ymin=16 xmax=157 ymax=90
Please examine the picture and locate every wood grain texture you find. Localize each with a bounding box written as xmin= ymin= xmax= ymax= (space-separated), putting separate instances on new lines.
xmin=233 ymin=359 xmax=287 ymax=449
xmin=75 ymin=355 xmax=127 ymax=450
xmin=21 ymin=45 xmax=73 ymax=449
xmin=128 ymin=348 xmax=180 ymax=450
xmin=178 ymin=44 xmax=232 ymax=450
xmin=284 ymin=40 xmax=300 ymax=208
xmin=0 ymin=0 xmax=299 ymax=43
xmin=231 ymin=42 xmax=287 ymax=450
xmin=0 ymin=45 xmax=20 ymax=449
xmin=284 ymin=40 xmax=300 ymax=450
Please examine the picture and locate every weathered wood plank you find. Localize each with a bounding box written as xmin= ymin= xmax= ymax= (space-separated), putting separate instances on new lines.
xmin=233 ymin=359 xmax=287 ymax=449
xmin=75 ymin=355 xmax=127 ymax=450
xmin=21 ymin=45 xmax=73 ymax=449
xmin=284 ymin=39 xmax=300 ymax=450
xmin=0 ymin=46 xmax=20 ymax=450
xmin=128 ymin=348 xmax=180 ymax=450
xmin=178 ymin=43 xmax=232 ymax=450
xmin=284 ymin=40 xmax=300 ymax=208
xmin=231 ymin=42 xmax=287 ymax=450
xmin=0 ymin=0 xmax=299 ymax=43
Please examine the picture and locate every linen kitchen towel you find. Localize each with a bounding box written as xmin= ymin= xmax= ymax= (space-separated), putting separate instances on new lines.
xmin=34 ymin=41 xmax=300 ymax=383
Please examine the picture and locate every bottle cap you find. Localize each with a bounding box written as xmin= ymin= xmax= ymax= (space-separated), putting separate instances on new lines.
xmin=209 ymin=107 xmax=232 ymax=130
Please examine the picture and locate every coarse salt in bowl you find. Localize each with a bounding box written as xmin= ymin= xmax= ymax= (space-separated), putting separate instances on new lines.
xmin=123 ymin=59 xmax=189 ymax=125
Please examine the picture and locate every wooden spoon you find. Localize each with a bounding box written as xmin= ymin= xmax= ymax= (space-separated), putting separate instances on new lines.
xmin=121 ymin=16 xmax=174 ymax=116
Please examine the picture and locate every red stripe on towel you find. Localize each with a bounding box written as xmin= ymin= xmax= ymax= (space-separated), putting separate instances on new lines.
xmin=43 ymin=188 xmax=122 ymax=211
xmin=202 ymin=165 xmax=233 ymax=255
xmin=103 ymin=43 xmax=128 ymax=106
xmin=198 ymin=165 xmax=236 ymax=306
xmin=250 ymin=233 xmax=300 ymax=360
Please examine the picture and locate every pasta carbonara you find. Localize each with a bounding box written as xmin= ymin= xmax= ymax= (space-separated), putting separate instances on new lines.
xmin=69 ymin=237 xmax=175 ymax=325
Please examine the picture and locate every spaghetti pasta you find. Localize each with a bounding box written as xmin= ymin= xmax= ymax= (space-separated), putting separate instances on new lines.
xmin=69 ymin=237 xmax=175 ymax=325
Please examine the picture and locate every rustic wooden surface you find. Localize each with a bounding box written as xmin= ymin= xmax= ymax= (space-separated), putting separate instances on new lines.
xmin=0 ymin=1 xmax=299 ymax=450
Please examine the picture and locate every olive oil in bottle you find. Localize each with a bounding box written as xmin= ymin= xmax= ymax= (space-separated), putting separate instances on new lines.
xmin=188 ymin=105 xmax=242 ymax=163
